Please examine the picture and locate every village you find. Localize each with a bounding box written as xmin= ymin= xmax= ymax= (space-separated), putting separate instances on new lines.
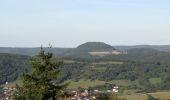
xmin=0 ymin=82 xmax=119 ymax=100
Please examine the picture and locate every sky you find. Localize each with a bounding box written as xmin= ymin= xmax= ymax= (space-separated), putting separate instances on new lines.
xmin=0 ymin=0 xmax=170 ymax=47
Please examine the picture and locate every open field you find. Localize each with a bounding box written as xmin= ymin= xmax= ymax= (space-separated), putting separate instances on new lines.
xmin=92 ymin=61 xmax=124 ymax=65
xmin=64 ymin=60 xmax=124 ymax=65
xmin=65 ymin=79 xmax=133 ymax=89
xmin=120 ymin=94 xmax=147 ymax=100
xmin=149 ymin=77 xmax=162 ymax=85
xmin=148 ymin=92 xmax=170 ymax=99
xmin=88 ymin=51 xmax=125 ymax=56
xmin=65 ymin=79 xmax=105 ymax=89
xmin=120 ymin=92 xmax=170 ymax=100
xmin=109 ymin=80 xmax=133 ymax=87
xmin=64 ymin=60 xmax=83 ymax=64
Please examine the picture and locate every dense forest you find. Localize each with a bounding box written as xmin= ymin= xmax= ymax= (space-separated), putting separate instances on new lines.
xmin=0 ymin=53 xmax=31 ymax=84
xmin=58 ymin=60 xmax=170 ymax=91
xmin=1 ymin=42 xmax=170 ymax=92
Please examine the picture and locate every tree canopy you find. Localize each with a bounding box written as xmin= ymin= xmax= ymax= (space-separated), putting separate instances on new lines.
xmin=15 ymin=48 xmax=68 ymax=100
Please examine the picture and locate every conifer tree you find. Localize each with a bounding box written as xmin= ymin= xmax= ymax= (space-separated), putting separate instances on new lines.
xmin=15 ymin=47 xmax=68 ymax=100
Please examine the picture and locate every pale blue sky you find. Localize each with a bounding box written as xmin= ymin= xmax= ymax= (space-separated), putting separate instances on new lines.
xmin=0 ymin=0 xmax=170 ymax=47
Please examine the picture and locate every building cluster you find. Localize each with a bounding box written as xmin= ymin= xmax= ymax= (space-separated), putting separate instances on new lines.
xmin=0 ymin=82 xmax=119 ymax=100
xmin=70 ymin=86 xmax=119 ymax=100
xmin=0 ymin=82 xmax=16 ymax=100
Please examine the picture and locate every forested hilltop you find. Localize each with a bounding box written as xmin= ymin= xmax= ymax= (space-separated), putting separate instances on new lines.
xmin=1 ymin=42 xmax=170 ymax=92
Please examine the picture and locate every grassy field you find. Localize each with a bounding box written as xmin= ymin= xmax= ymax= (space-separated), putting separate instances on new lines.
xmin=120 ymin=93 xmax=147 ymax=100
xmin=65 ymin=79 xmax=105 ymax=89
xmin=65 ymin=79 xmax=133 ymax=89
xmin=109 ymin=80 xmax=133 ymax=87
xmin=148 ymin=92 xmax=170 ymax=99
xmin=88 ymin=51 xmax=124 ymax=56
xmin=64 ymin=60 xmax=83 ymax=64
xmin=149 ymin=77 xmax=162 ymax=85
xmin=120 ymin=92 xmax=170 ymax=100
xmin=64 ymin=60 xmax=124 ymax=65
xmin=92 ymin=61 xmax=123 ymax=65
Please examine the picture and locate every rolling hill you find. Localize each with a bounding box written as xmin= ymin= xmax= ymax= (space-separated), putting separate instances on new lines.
xmin=1 ymin=42 xmax=170 ymax=91
xmin=77 ymin=42 xmax=116 ymax=52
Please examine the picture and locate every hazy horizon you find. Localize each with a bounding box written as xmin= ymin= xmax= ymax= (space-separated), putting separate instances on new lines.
xmin=1 ymin=42 xmax=170 ymax=48
xmin=0 ymin=0 xmax=170 ymax=47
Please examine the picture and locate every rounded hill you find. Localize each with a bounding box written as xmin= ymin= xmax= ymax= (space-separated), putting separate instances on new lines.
xmin=77 ymin=42 xmax=115 ymax=52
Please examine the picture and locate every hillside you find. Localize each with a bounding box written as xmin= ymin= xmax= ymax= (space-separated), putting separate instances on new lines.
xmin=1 ymin=43 xmax=170 ymax=92
xmin=0 ymin=53 xmax=31 ymax=84
xmin=61 ymin=42 xmax=124 ymax=58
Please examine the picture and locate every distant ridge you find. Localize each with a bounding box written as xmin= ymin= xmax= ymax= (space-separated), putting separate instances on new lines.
xmin=0 ymin=43 xmax=170 ymax=56
xmin=114 ymin=45 xmax=170 ymax=51
xmin=0 ymin=47 xmax=70 ymax=56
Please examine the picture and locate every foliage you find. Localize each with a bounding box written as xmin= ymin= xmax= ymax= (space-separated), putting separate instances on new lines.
xmin=95 ymin=92 xmax=126 ymax=100
xmin=15 ymin=48 xmax=68 ymax=100
xmin=58 ymin=60 xmax=170 ymax=91
xmin=0 ymin=53 xmax=31 ymax=84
